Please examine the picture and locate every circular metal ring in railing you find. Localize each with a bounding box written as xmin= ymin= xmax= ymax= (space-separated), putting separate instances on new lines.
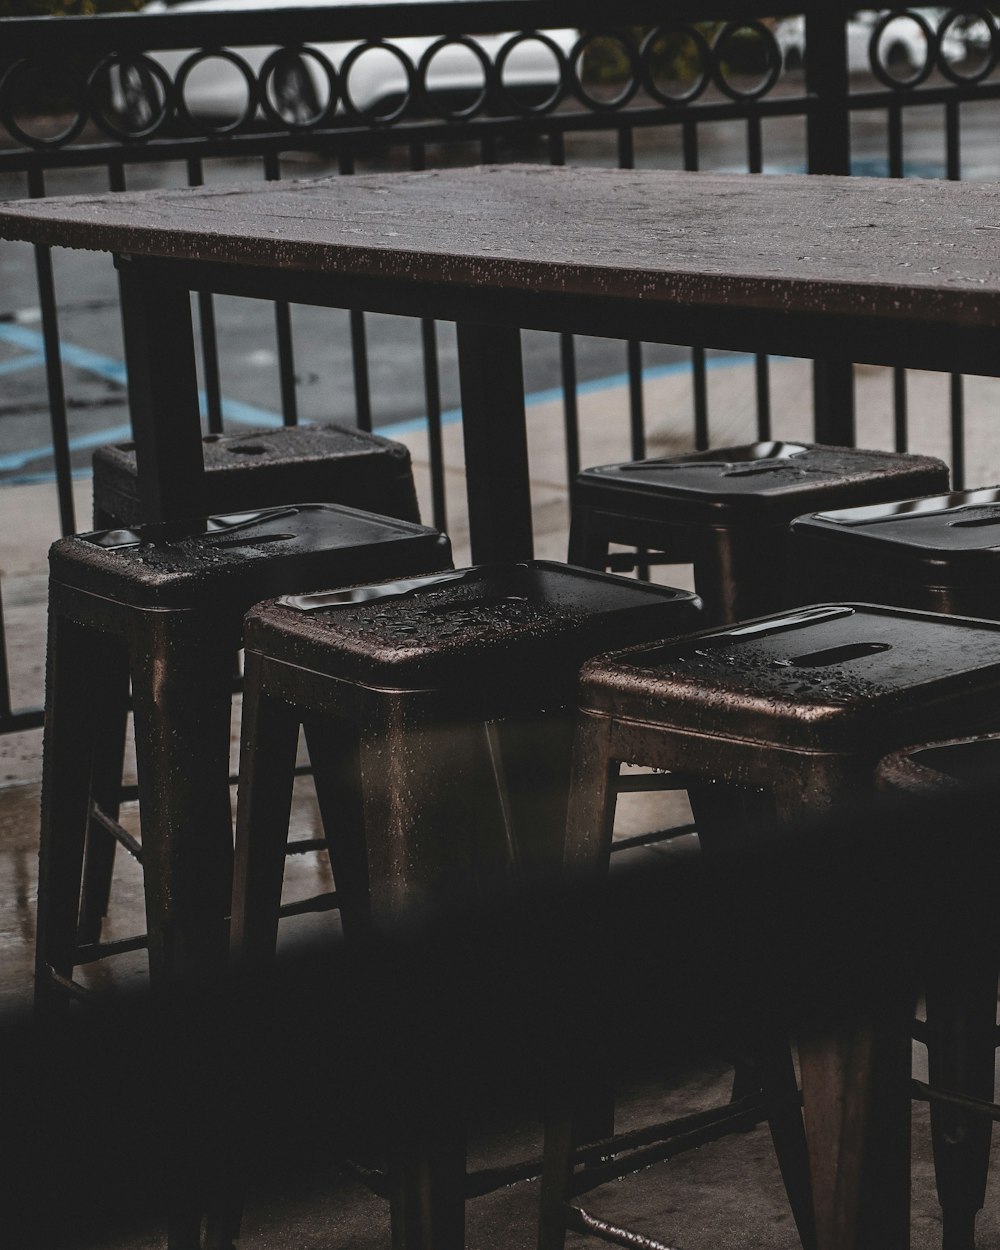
xmin=339 ymin=40 xmax=415 ymax=125
xmin=0 ymin=57 xmax=88 ymax=148
xmin=936 ymin=7 xmax=998 ymax=84
xmin=259 ymin=45 xmax=337 ymax=129
xmin=870 ymin=10 xmax=938 ymax=90
xmin=569 ymin=30 xmax=641 ymax=112
xmin=175 ymin=48 xmax=258 ymax=135
xmin=86 ymin=52 xmax=174 ymax=142
xmin=417 ymin=36 xmax=493 ymax=120
xmin=710 ymin=20 xmax=782 ymax=102
xmin=639 ymin=24 xmax=712 ymax=105
xmin=494 ymin=31 xmax=568 ymax=116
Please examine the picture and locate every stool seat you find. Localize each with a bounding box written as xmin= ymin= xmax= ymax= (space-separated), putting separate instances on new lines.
xmin=246 ymin=562 xmax=699 ymax=699
xmin=569 ymin=442 xmax=948 ymax=624
xmin=790 ymin=486 xmax=1000 ymax=615
xmin=578 ymin=603 xmax=1000 ymax=759
xmin=51 ymin=504 xmax=449 ymax=611
xmin=575 ymin=441 xmax=947 ymax=520
xmin=92 ymin=423 xmax=420 ymax=528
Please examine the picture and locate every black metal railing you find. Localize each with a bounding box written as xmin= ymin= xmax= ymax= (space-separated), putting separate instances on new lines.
xmin=1 ymin=1 xmax=999 ymax=736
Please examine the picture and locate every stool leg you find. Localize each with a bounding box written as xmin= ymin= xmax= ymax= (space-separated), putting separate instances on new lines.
xmin=210 ymin=650 xmax=301 ymax=1250
xmin=302 ymin=713 xmax=370 ymax=937
xmin=567 ymin=505 xmax=611 ymax=572
xmin=925 ymin=959 xmax=998 ymax=1250
xmin=35 ymin=611 xmax=106 ymax=1013
xmin=128 ymin=614 xmax=237 ymax=1250
xmin=358 ymin=700 xmax=500 ymax=1250
xmin=538 ymin=1115 xmax=575 ymax=1250
xmin=751 ymin=1036 xmax=817 ymax=1250
xmin=128 ymin=614 xmax=235 ymax=991
xmin=798 ymin=999 xmax=914 ymax=1250
xmin=76 ymin=644 xmax=131 ymax=947
xmin=231 ymin=650 xmax=302 ymax=968
xmin=488 ymin=710 xmax=578 ymax=882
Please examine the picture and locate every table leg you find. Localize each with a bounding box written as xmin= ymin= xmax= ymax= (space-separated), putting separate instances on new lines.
xmin=116 ymin=255 xmax=207 ymax=528
xmin=456 ymin=321 xmax=533 ymax=564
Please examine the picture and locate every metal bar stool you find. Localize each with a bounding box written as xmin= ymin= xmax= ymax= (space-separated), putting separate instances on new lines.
xmin=877 ymin=735 xmax=1000 ymax=1250
xmin=543 ymin=603 xmax=1000 ymax=1250
xmin=85 ymin=424 xmax=421 ymax=948
xmin=92 ymin=423 xmax=421 ymax=529
xmin=37 ymin=503 xmax=451 ymax=1007
xmin=568 ymin=442 xmax=948 ymax=624
xmin=790 ymin=486 xmax=1000 ymax=1249
xmin=227 ymin=561 xmax=701 ymax=1250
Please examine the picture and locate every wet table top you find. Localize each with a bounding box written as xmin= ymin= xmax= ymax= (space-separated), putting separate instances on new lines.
xmin=1 ymin=165 xmax=1000 ymax=330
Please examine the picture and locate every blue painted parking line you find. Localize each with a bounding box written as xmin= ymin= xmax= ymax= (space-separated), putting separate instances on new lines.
xmin=376 ymin=351 xmax=767 ymax=440
xmin=0 ymin=352 xmax=45 ymax=377
xmin=0 ymin=320 xmax=784 ymax=484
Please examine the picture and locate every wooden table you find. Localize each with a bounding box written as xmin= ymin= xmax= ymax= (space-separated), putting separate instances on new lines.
xmin=3 ymin=165 xmax=1000 ymax=561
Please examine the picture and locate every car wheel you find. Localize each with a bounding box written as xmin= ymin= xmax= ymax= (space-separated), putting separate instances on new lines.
xmin=120 ymin=62 xmax=162 ymax=131
xmin=885 ymin=41 xmax=913 ymax=72
xmin=272 ymin=54 xmax=321 ymax=126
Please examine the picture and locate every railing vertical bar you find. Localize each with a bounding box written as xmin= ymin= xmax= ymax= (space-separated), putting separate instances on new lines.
xmin=746 ymin=111 xmax=762 ymax=174
xmin=892 ymin=368 xmax=908 ymax=453
xmin=560 ymin=333 xmax=580 ymax=484
xmin=186 ymin=157 xmax=223 ymax=434
xmin=27 ymin=167 xmax=75 ymax=537
xmin=692 ymin=345 xmax=709 ymax=450
xmin=945 ymin=98 xmax=961 ymax=182
xmin=682 ymin=119 xmax=699 ymax=172
xmin=887 ymin=98 xmax=904 ymax=179
xmin=755 ymin=355 xmax=771 ymax=441
xmin=950 ymin=372 xmax=965 ymax=490
xmin=0 ymin=586 xmax=14 ymax=721
xmin=419 ymin=317 xmax=447 ymax=531
xmin=627 ymin=339 xmax=645 ymax=462
xmin=263 ymin=151 xmax=299 ymax=427
xmin=480 ymin=130 xmax=498 ymax=164
xmin=107 ymin=154 xmax=126 ymax=193
xmin=617 ymin=124 xmax=634 ymax=171
xmin=349 ymin=309 xmax=373 ymax=433
xmin=548 ymin=129 xmax=566 ymax=167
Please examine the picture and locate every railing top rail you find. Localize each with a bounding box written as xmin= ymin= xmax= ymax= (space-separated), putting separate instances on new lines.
xmin=0 ymin=0 xmax=833 ymax=54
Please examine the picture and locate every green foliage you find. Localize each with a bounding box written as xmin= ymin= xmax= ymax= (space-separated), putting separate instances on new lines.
xmin=0 ymin=0 xmax=141 ymax=15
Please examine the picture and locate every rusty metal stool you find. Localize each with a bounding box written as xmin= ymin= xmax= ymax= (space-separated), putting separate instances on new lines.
xmin=543 ymin=603 xmax=1000 ymax=1250
xmin=569 ymin=441 xmax=948 ymax=624
xmin=228 ymin=561 xmax=701 ymax=1250
xmin=790 ymin=487 xmax=1000 ymax=1249
xmin=92 ymin=423 xmax=421 ymax=528
xmin=36 ymin=503 xmax=451 ymax=1006
xmin=790 ymin=485 xmax=1000 ymax=616
xmin=877 ymin=735 xmax=1000 ymax=1250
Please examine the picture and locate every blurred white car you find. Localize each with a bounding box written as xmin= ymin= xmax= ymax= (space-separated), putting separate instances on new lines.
xmin=774 ymin=10 xmax=966 ymax=76
xmin=120 ymin=0 xmax=577 ymax=129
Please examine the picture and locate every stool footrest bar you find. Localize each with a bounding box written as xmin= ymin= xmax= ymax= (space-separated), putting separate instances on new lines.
xmin=44 ymin=965 xmax=95 ymax=1001
xmin=277 ymin=890 xmax=338 ymax=919
xmin=564 ymin=1201 xmax=684 ymax=1250
xmin=74 ymin=933 xmax=148 ymax=964
xmin=570 ymin=1093 xmax=771 ymax=1196
xmin=912 ymin=1078 xmax=1000 ymax=1122
xmin=611 ymin=824 xmax=698 ymax=853
xmin=89 ymin=802 xmax=143 ymax=864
